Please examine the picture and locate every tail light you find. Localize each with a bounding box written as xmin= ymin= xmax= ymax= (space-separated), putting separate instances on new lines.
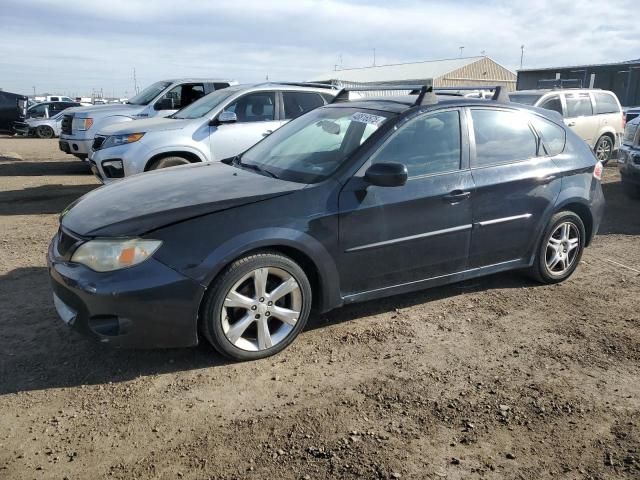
xmin=593 ymin=161 xmax=603 ymax=180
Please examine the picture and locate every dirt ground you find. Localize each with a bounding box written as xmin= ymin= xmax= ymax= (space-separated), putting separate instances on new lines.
xmin=0 ymin=135 xmax=638 ymax=480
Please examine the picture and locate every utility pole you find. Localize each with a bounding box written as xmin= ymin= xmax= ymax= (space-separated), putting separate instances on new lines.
xmin=373 ymin=48 xmax=376 ymax=66
xmin=520 ymin=45 xmax=525 ymax=70
xmin=459 ymin=46 xmax=465 ymax=57
xmin=32 ymin=86 xmax=36 ymax=96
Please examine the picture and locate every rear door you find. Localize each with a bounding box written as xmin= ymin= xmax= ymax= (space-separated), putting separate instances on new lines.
xmin=209 ymin=91 xmax=281 ymax=161
xmin=338 ymin=108 xmax=474 ymax=294
xmin=467 ymin=107 xmax=562 ymax=268
xmin=592 ymin=91 xmax=623 ymax=136
xmin=563 ymin=92 xmax=598 ymax=146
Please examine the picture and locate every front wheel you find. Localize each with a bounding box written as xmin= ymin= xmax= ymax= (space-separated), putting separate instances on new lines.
xmin=594 ymin=135 xmax=614 ymax=164
xmin=36 ymin=125 xmax=54 ymax=139
xmin=147 ymin=156 xmax=191 ymax=170
xmin=529 ymin=211 xmax=586 ymax=284
xmin=201 ymin=251 xmax=312 ymax=360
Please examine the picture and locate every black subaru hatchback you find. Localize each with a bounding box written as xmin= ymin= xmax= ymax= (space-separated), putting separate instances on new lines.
xmin=48 ymin=86 xmax=605 ymax=360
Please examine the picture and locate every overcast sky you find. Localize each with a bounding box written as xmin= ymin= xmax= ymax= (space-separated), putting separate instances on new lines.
xmin=0 ymin=0 xmax=637 ymax=97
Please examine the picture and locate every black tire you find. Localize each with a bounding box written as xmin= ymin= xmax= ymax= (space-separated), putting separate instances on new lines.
xmin=594 ymin=135 xmax=614 ymax=164
xmin=622 ymin=181 xmax=640 ymax=199
xmin=36 ymin=125 xmax=54 ymax=139
xmin=201 ymin=251 xmax=312 ymax=361
xmin=528 ymin=211 xmax=586 ymax=284
xmin=147 ymin=156 xmax=191 ymax=170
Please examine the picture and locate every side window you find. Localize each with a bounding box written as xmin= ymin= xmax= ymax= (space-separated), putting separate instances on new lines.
xmin=49 ymin=97 xmax=59 ymax=102
xmin=224 ymin=92 xmax=276 ymax=122
xmin=593 ymin=92 xmax=620 ymax=115
xmin=29 ymin=104 xmax=47 ymax=117
xmin=539 ymin=95 xmax=563 ymax=115
xmin=471 ymin=109 xmax=538 ymax=167
xmin=371 ymin=110 xmax=461 ymax=177
xmin=565 ymin=93 xmax=593 ymax=117
xmin=213 ymin=82 xmax=230 ymax=90
xmin=283 ymin=92 xmax=325 ymax=120
xmin=530 ymin=115 xmax=566 ymax=156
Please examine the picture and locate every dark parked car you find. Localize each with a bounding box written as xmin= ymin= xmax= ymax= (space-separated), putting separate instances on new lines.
xmin=27 ymin=101 xmax=81 ymax=119
xmin=48 ymin=86 xmax=605 ymax=360
xmin=0 ymin=90 xmax=28 ymax=133
xmin=618 ymin=115 xmax=640 ymax=198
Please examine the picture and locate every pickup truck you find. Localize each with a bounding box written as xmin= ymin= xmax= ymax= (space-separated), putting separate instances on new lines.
xmin=58 ymin=78 xmax=236 ymax=159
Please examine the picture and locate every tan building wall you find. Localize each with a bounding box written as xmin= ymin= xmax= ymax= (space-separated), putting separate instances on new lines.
xmin=435 ymin=57 xmax=516 ymax=91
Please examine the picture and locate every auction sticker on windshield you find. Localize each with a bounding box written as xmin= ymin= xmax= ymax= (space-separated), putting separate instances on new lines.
xmin=350 ymin=112 xmax=386 ymax=126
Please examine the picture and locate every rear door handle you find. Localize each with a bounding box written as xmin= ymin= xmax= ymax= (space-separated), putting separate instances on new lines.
xmin=443 ymin=190 xmax=471 ymax=203
xmin=262 ymin=130 xmax=273 ymax=137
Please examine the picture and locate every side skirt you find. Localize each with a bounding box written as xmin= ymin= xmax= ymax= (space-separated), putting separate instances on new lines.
xmin=342 ymin=258 xmax=531 ymax=305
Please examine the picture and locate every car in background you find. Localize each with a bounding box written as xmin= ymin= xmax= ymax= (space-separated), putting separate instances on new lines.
xmin=49 ymin=85 xmax=605 ymax=360
xmin=623 ymin=106 xmax=640 ymax=126
xmin=0 ymin=90 xmax=28 ymax=134
xmin=88 ymin=83 xmax=336 ymax=182
xmin=59 ymin=78 xmax=236 ymax=160
xmin=618 ymin=115 xmax=640 ymax=198
xmin=510 ymin=88 xmax=623 ymax=163
xmin=27 ymin=101 xmax=82 ymax=119
xmin=13 ymin=110 xmax=66 ymax=138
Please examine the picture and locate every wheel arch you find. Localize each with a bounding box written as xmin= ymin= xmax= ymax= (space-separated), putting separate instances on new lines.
xmin=553 ymin=199 xmax=594 ymax=246
xmin=144 ymin=150 xmax=203 ymax=171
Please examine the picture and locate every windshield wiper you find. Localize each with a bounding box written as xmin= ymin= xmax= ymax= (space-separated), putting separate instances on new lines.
xmin=235 ymin=158 xmax=278 ymax=179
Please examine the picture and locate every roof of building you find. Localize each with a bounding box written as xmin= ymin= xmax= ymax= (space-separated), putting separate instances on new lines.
xmin=309 ymin=56 xmax=489 ymax=83
xmin=519 ymin=58 xmax=640 ymax=73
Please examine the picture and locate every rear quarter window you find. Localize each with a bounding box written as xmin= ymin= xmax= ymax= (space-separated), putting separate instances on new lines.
xmin=530 ymin=115 xmax=566 ymax=156
xmin=593 ymin=92 xmax=620 ymax=114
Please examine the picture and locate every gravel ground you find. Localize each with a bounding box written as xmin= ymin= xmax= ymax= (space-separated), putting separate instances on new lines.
xmin=0 ymin=135 xmax=639 ymax=480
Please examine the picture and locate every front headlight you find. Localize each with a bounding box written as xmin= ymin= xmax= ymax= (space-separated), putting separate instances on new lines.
xmin=101 ymin=132 xmax=145 ymax=149
xmin=71 ymin=238 xmax=162 ymax=272
xmin=72 ymin=117 xmax=94 ymax=131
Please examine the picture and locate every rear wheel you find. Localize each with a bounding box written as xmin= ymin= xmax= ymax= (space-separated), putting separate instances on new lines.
xmin=201 ymin=251 xmax=312 ymax=361
xmin=36 ymin=125 xmax=54 ymax=139
xmin=148 ymin=156 xmax=191 ymax=170
xmin=594 ymin=135 xmax=614 ymax=164
xmin=622 ymin=181 xmax=640 ymax=199
xmin=529 ymin=211 xmax=585 ymax=284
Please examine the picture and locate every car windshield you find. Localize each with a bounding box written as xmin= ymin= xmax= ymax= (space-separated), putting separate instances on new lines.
xmin=171 ymin=88 xmax=239 ymax=119
xmin=239 ymin=106 xmax=394 ymax=184
xmin=509 ymin=94 xmax=544 ymax=105
xmin=127 ymin=81 xmax=172 ymax=106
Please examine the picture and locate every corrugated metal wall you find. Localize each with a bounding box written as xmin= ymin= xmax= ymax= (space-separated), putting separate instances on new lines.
xmin=436 ymin=57 xmax=517 ymax=91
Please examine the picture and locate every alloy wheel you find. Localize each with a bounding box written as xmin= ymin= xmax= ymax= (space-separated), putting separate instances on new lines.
xmin=545 ymin=222 xmax=580 ymax=275
xmin=595 ymin=137 xmax=612 ymax=161
xmin=220 ymin=267 xmax=302 ymax=351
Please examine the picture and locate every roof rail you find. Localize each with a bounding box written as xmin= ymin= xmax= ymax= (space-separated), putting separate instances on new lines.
xmin=256 ymin=81 xmax=338 ymax=89
xmin=330 ymin=84 xmax=436 ymax=106
xmin=433 ymin=85 xmax=510 ymax=102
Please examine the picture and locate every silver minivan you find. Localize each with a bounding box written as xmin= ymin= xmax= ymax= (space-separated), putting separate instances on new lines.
xmin=510 ymin=88 xmax=623 ymax=163
xmin=88 ymin=83 xmax=336 ymax=182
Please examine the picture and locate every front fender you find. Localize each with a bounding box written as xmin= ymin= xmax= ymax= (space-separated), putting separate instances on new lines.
xmin=145 ymin=145 xmax=209 ymax=166
xmin=181 ymin=227 xmax=342 ymax=313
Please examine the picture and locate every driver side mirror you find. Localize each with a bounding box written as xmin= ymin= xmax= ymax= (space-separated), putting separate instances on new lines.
xmin=364 ymin=162 xmax=408 ymax=187
xmin=217 ymin=111 xmax=238 ymax=124
xmin=154 ymin=97 xmax=174 ymax=111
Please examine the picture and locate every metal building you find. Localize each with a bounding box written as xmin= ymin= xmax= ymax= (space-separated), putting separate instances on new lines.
xmin=309 ymin=56 xmax=517 ymax=91
xmin=517 ymin=59 xmax=640 ymax=107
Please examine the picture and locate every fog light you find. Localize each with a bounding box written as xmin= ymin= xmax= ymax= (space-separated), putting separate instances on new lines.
xmin=102 ymin=159 xmax=124 ymax=178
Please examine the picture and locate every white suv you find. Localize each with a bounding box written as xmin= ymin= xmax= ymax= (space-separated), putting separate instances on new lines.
xmin=510 ymin=88 xmax=623 ymax=163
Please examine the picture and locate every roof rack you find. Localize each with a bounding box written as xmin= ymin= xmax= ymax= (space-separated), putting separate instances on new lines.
xmin=330 ymin=84 xmax=510 ymax=106
xmin=536 ymin=78 xmax=583 ymax=89
xmin=330 ymin=84 xmax=437 ymax=106
xmin=258 ymin=81 xmax=338 ymax=89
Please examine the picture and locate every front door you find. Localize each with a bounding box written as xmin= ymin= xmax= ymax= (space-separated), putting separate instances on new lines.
xmin=338 ymin=109 xmax=474 ymax=294
xmin=210 ymin=91 xmax=282 ymax=161
xmin=467 ymin=107 xmax=562 ymax=268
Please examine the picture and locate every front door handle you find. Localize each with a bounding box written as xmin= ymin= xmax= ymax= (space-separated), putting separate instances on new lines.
xmin=262 ymin=130 xmax=273 ymax=137
xmin=567 ymin=121 xmax=576 ymax=127
xmin=443 ymin=190 xmax=471 ymax=203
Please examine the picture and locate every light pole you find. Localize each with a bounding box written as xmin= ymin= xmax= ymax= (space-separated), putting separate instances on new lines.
xmin=520 ymin=45 xmax=525 ymax=70
xmin=459 ymin=46 xmax=464 ymax=57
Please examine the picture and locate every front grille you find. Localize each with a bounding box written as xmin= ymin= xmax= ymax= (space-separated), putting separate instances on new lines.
xmin=92 ymin=135 xmax=106 ymax=150
xmin=56 ymin=227 xmax=83 ymax=259
xmin=61 ymin=114 xmax=73 ymax=135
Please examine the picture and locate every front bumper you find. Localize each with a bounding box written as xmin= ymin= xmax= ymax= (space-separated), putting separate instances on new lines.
xmin=618 ymin=145 xmax=640 ymax=186
xmin=59 ymin=135 xmax=92 ymax=157
xmin=47 ymin=236 xmax=205 ymax=349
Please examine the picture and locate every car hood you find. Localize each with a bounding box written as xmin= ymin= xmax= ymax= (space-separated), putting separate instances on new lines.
xmin=98 ymin=117 xmax=189 ymax=136
xmin=67 ymin=103 xmax=142 ymax=118
xmin=61 ymin=162 xmax=306 ymax=237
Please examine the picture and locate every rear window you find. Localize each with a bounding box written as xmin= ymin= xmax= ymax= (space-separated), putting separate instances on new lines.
xmin=509 ymin=94 xmax=543 ymax=106
xmin=530 ymin=115 xmax=566 ymax=156
xmin=471 ymin=109 xmax=538 ymax=167
xmin=593 ymin=92 xmax=620 ymax=115
xmin=565 ymin=93 xmax=593 ymax=117
xmin=283 ymin=92 xmax=325 ymax=120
